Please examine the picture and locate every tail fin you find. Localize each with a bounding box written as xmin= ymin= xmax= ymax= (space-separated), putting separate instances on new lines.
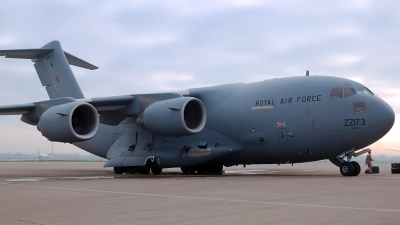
xmin=0 ymin=40 xmax=98 ymax=99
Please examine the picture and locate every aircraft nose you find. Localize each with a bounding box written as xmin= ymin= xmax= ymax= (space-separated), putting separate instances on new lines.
xmin=369 ymin=97 xmax=395 ymax=137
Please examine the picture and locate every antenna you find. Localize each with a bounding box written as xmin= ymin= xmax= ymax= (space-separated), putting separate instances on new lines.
xmin=306 ymin=70 xmax=309 ymax=76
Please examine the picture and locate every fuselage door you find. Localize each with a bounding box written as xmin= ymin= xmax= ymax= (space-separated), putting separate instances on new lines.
xmin=277 ymin=128 xmax=290 ymax=148
xmin=329 ymin=130 xmax=345 ymax=143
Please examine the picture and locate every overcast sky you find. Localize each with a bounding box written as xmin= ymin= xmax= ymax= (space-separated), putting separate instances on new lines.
xmin=0 ymin=0 xmax=399 ymax=156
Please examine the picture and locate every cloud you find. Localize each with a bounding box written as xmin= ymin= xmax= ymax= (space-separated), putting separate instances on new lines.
xmin=0 ymin=36 xmax=18 ymax=46
xmin=325 ymin=55 xmax=362 ymax=67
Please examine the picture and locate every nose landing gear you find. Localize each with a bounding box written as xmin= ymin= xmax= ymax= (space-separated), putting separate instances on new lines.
xmin=331 ymin=148 xmax=368 ymax=177
xmin=340 ymin=161 xmax=361 ymax=176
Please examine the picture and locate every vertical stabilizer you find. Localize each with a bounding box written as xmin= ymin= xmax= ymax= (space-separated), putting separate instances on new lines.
xmin=0 ymin=40 xmax=98 ymax=99
xmin=34 ymin=41 xmax=85 ymax=99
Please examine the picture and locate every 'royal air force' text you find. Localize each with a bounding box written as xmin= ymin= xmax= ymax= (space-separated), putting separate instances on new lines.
xmin=255 ymin=95 xmax=322 ymax=106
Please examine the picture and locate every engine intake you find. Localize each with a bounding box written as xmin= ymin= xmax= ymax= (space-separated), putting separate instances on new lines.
xmin=38 ymin=102 xmax=99 ymax=142
xmin=139 ymin=97 xmax=206 ymax=136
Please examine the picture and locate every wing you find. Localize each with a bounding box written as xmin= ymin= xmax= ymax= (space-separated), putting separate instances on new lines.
xmin=0 ymin=92 xmax=184 ymax=125
xmin=0 ymin=103 xmax=36 ymax=115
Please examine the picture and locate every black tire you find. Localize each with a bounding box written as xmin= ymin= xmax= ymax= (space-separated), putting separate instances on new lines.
xmin=206 ymin=167 xmax=214 ymax=174
xmin=151 ymin=166 xmax=162 ymax=175
xmin=197 ymin=166 xmax=207 ymax=174
xmin=140 ymin=167 xmax=151 ymax=174
xmin=114 ymin=167 xmax=125 ymax=174
xmin=213 ymin=165 xmax=223 ymax=174
xmin=351 ymin=161 xmax=361 ymax=176
xmin=340 ymin=162 xmax=355 ymax=176
xmin=181 ymin=167 xmax=190 ymax=174
xmin=127 ymin=166 xmax=140 ymax=174
xmin=188 ymin=168 xmax=196 ymax=174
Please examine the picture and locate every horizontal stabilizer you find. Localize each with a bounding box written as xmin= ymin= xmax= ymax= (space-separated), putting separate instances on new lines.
xmin=0 ymin=48 xmax=98 ymax=70
xmin=64 ymin=51 xmax=98 ymax=70
xmin=0 ymin=103 xmax=36 ymax=115
xmin=0 ymin=49 xmax=53 ymax=59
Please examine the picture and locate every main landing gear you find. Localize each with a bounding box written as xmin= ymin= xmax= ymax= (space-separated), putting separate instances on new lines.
xmin=113 ymin=157 xmax=163 ymax=175
xmin=113 ymin=166 xmax=162 ymax=175
xmin=181 ymin=164 xmax=223 ymax=175
xmin=114 ymin=167 xmax=125 ymax=174
xmin=151 ymin=165 xmax=162 ymax=175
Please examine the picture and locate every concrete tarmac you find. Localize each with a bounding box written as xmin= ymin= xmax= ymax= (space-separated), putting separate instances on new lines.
xmin=0 ymin=161 xmax=399 ymax=225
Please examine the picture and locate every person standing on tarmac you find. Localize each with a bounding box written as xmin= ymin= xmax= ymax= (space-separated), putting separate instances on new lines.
xmin=365 ymin=150 xmax=374 ymax=174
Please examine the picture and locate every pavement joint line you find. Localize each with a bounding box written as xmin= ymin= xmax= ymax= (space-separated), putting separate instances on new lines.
xmin=5 ymin=182 xmax=400 ymax=213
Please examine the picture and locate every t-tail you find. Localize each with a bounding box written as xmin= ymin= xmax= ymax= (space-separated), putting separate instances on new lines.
xmin=0 ymin=40 xmax=97 ymax=99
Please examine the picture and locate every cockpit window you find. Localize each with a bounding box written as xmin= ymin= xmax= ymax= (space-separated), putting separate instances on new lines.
xmin=354 ymin=102 xmax=366 ymax=112
xmin=344 ymin=87 xmax=356 ymax=97
xmin=330 ymin=87 xmax=343 ymax=100
xmin=365 ymin=87 xmax=374 ymax=95
xmin=331 ymin=86 xmax=373 ymax=100
xmin=356 ymin=87 xmax=374 ymax=95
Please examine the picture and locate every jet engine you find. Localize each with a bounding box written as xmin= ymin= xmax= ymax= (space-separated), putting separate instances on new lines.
xmin=138 ymin=97 xmax=206 ymax=136
xmin=38 ymin=102 xmax=99 ymax=142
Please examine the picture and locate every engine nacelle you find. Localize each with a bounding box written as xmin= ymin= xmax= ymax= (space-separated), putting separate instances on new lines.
xmin=139 ymin=97 xmax=206 ymax=136
xmin=38 ymin=102 xmax=99 ymax=142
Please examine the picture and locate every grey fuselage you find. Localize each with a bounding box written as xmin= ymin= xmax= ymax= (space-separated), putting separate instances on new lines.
xmin=75 ymin=76 xmax=394 ymax=168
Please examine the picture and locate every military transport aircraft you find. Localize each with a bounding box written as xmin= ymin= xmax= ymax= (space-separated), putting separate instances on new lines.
xmin=0 ymin=41 xmax=395 ymax=176
xmin=37 ymin=149 xmax=50 ymax=160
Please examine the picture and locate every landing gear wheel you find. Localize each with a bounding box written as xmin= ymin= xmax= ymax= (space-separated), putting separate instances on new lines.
xmin=351 ymin=161 xmax=361 ymax=176
xmin=206 ymin=167 xmax=214 ymax=174
xmin=140 ymin=167 xmax=151 ymax=175
xmin=181 ymin=167 xmax=190 ymax=174
xmin=340 ymin=162 xmax=355 ymax=176
xmin=127 ymin=166 xmax=140 ymax=174
xmin=151 ymin=166 xmax=162 ymax=175
xmin=114 ymin=167 xmax=125 ymax=174
xmin=213 ymin=165 xmax=223 ymax=174
xmin=197 ymin=167 xmax=207 ymax=174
